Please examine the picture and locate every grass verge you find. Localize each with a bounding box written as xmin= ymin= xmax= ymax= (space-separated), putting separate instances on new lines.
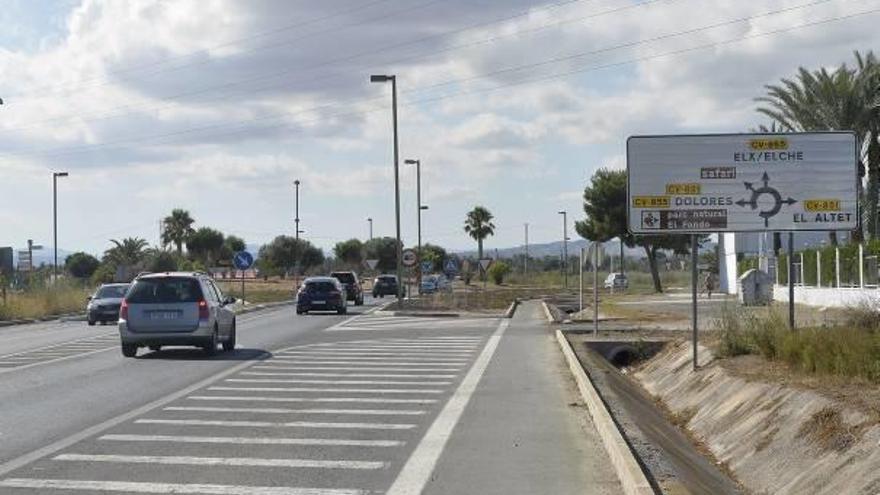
xmin=0 ymin=284 xmax=90 ymax=321
xmin=713 ymin=302 xmax=880 ymax=382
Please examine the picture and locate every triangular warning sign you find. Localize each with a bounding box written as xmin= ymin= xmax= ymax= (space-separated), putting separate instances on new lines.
xmin=365 ymin=259 xmax=379 ymax=270
xmin=479 ymin=259 xmax=492 ymax=272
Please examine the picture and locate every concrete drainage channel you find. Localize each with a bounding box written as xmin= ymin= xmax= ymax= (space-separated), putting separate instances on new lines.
xmin=558 ymin=331 xmax=742 ymax=495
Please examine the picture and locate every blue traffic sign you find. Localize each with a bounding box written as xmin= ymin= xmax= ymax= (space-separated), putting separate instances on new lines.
xmin=444 ymin=259 xmax=458 ymax=274
xmin=420 ymin=261 xmax=433 ymax=273
xmin=233 ymin=251 xmax=254 ymax=270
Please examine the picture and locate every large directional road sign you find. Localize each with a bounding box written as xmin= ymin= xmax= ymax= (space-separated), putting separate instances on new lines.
xmin=627 ymin=132 xmax=857 ymax=233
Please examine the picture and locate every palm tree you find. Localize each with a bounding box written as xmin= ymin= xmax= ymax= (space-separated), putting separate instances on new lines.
xmin=755 ymin=50 xmax=880 ymax=242
xmin=464 ymin=206 xmax=496 ymax=259
xmin=104 ymin=237 xmax=149 ymax=266
xmin=162 ymin=209 xmax=195 ymax=255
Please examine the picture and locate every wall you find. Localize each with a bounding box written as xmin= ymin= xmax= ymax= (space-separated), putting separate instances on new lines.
xmin=773 ymin=285 xmax=880 ymax=307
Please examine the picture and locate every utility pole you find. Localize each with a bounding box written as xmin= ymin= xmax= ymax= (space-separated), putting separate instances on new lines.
xmin=524 ymin=223 xmax=529 ymax=277
xmin=558 ymin=210 xmax=568 ymax=288
xmin=52 ymin=172 xmax=69 ymax=282
xmin=405 ymin=159 xmax=427 ymax=290
xmin=294 ymin=179 xmax=301 ymax=287
xmin=367 ymin=218 xmax=373 ymax=240
xmin=294 ymin=180 xmax=301 ymax=241
xmin=370 ymin=74 xmax=403 ymax=303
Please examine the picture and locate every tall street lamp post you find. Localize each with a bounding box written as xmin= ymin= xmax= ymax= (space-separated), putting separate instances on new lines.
xmin=405 ymin=158 xmax=426 ymax=290
xmin=370 ymin=74 xmax=403 ymax=303
xmin=367 ymin=218 xmax=373 ymax=240
xmin=559 ymin=210 xmax=568 ymax=288
xmin=53 ymin=172 xmax=68 ymax=281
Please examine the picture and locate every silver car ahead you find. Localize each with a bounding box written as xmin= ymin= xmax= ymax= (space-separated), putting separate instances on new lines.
xmin=118 ymin=272 xmax=236 ymax=358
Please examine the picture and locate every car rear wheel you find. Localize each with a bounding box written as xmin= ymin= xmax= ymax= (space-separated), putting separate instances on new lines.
xmin=355 ymin=296 xmax=363 ymax=306
xmin=87 ymin=318 xmax=96 ymax=326
xmin=223 ymin=321 xmax=236 ymax=352
xmin=121 ymin=343 xmax=137 ymax=358
xmin=338 ymin=306 xmax=347 ymax=315
xmin=203 ymin=327 xmax=219 ymax=356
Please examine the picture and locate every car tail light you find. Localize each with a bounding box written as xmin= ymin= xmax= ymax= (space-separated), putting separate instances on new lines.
xmin=198 ymin=300 xmax=209 ymax=320
xmin=120 ymin=299 xmax=129 ymax=320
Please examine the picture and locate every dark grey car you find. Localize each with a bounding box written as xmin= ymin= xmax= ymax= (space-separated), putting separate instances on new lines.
xmin=87 ymin=283 xmax=130 ymax=326
xmin=117 ymin=272 xmax=237 ymax=358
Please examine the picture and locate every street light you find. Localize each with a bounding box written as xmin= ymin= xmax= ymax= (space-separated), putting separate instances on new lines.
xmin=52 ymin=172 xmax=68 ymax=281
xmin=404 ymin=158 xmax=425 ymax=288
xmin=294 ymin=180 xmax=301 ymax=241
xmin=558 ymin=210 xmax=568 ymax=288
xmin=370 ymin=74 xmax=403 ymax=303
xmin=367 ymin=218 xmax=373 ymax=240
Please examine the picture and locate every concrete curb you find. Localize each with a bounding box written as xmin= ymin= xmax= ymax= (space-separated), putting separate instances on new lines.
xmin=234 ymin=299 xmax=296 ymax=315
xmin=503 ymin=299 xmax=519 ymax=319
xmin=541 ymin=300 xmax=560 ymax=323
xmin=555 ymin=329 xmax=655 ymax=495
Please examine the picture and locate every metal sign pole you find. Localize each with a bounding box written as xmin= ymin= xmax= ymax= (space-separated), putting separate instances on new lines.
xmin=691 ymin=234 xmax=699 ymax=371
xmin=579 ymin=247 xmax=584 ymax=313
xmin=788 ymin=232 xmax=795 ymax=330
xmin=593 ymin=244 xmax=599 ymax=336
xmin=241 ymin=269 xmax=245 ymax=303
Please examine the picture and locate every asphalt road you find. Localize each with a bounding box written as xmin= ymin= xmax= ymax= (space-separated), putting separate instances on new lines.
xmin=0 ymin=296 xmax=620 ymax=494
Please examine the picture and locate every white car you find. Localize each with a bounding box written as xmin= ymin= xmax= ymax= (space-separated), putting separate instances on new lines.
xmin=604 ymin=272 xmax=628 ymax=290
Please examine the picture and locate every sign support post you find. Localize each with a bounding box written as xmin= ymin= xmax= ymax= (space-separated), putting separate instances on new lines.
xmin=579 ymin=247 xmax=584 ymax=313
xmin=788 ymin=232 xmax=795 ymax=330
xmin=593 ymin=244 xmax=599 ymax=336
xmin=691 ymin=234 xmax=699 ymax=370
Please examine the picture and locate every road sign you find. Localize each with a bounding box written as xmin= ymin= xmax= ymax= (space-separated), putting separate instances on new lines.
xmin=420 ymin=261 xmax=433 ymax=273
xmin=365 ymin=259 xmax=379 ymax=270
xmin=233 ymin=251 xmax=254 ymax=270
xmin=479 ymin=259 xmax=493 ymax=272
xmin=443 ymin=258 xmax=458 ymax=274
xmin=401 ymin=249 xmax=418 ymax=267
xmin=627 ymin=132 xmax=857 ymax=233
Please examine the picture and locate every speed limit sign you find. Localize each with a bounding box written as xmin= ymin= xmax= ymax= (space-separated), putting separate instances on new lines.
xmin=401 ymin=249 xmax=418 ymax=267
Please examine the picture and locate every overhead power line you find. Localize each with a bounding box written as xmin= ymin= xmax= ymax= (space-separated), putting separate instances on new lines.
xmin=2 ymin=5 xmax=877 ymax=160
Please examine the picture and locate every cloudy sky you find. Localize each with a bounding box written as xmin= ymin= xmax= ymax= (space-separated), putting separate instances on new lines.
xmin=0 ymin=0 xmax=878 ymax=257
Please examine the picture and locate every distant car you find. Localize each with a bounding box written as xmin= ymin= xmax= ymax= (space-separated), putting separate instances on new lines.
xmin=372 ymin=274 xmax=399 ymax=298
xmin=604 ymin=272 xmax=628 ymax=290
xmin=330 ymin=271 xmax=364 ymax=306
xmin=420 ymin=274 xmax=451 ymax=294
xmin=117 ymin=272 xmax=237 ymax=358
xmin=87 ymin=283 xmax=130 ymax=326
xmin=297 ymin=277 xmax=347 ymax=315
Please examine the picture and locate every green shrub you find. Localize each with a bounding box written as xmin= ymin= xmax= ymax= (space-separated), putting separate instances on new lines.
xmin=487 ymin=261 xmax=511 ymax=285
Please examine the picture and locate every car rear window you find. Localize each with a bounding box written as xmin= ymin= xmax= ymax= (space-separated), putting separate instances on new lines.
xmin=96 ymin=285 xmax=128 ymax=298
xmin=306 ymin=281 xmax=338 ymax=292
xmin=331 ymin=273 xmax=356 ymax=284
xmin=378 ymin=276 xmax=396 ymax=282
xmin=126 ymin=277 xmax=203 ymax=304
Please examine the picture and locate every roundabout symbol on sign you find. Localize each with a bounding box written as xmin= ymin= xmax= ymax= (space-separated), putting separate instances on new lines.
xmin=735 ymin=172 xmax=797 ymax=227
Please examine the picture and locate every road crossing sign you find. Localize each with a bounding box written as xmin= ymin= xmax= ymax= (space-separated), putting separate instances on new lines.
xmin=443 ymin=258 xmax=458 ymax=274
xmin=420 ymin=261 xmax=433 ymax=273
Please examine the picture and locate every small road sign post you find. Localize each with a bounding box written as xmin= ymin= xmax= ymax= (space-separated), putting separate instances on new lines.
xmin=233 ymin=251 xmax=254 ymax=303
xmin=479 ymin=259 xmax=492 ymax=290
xmin=628 ymin=132 xmax=857 ymax=369
xmin=401 ymin=249 xmax=418 ymax=299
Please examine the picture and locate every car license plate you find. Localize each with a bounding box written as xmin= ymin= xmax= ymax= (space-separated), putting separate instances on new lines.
xmin=312 ymin=300 xmax=326 ymax=305
xmin=150 ymin=311 xmax=180 ymax=320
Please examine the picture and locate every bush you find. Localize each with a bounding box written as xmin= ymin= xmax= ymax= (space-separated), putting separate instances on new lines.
xmin=713 ymin=303 xmax=880 ymax=382
xmin=487 ymin=261 xmax=511 ymax=285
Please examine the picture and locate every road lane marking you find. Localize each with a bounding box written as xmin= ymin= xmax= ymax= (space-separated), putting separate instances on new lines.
xmin=99 ymin=434 xmax=404 ymax=447
xmin=387 ymin=319 xmax=509 ymax=495
xmin=54 ymin=453 xmax=386 ymax=470
xmin=0 ymin=479 xmax=367 ymax=495
xmin=271 ymin=357 xmax=468 ymax=363
xmin=188 ymin=396 xmax=438 ymax=404
xmin=241 ymin=372 xmax=457 ymax=378
xmin=279 ymin=349 xmax=473 ymax=355
xmin=164 ymin=406 xmax=427 ymax=415
xmin=206 ymin=386 xmax=444 ymax=394
xmin=136 ymin=419 xmax=416 ymax=429
xmin=225 ymin=378 xmax=452 ymax=385
xmin=251 ymin=366 xmax=461 ymax=372
xmin=264 ymin=360 xmax=463 ymax=366
xmin=0 ymin=352 xmax=269 ymax=477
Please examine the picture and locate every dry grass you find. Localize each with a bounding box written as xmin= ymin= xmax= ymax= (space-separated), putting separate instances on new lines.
xmin=0 ymin=284 xmax=90 ymax=320
xmin=797 ymin=407 xmax=861 ymax=452
xmin=216 ymin=279 xmax=295 ymax=304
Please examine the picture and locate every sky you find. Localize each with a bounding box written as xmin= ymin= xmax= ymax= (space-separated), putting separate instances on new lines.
xmin=0 ymin=0 xmax=878 ymax=257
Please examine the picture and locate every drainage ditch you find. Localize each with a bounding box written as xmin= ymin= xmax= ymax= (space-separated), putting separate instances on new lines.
xmin=570 ymin=335 xmax=741 ymax=495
